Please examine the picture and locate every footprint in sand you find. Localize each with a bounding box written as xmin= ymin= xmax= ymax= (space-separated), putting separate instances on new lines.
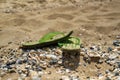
xmin=47 ymin=13 xmax=74 ymax=20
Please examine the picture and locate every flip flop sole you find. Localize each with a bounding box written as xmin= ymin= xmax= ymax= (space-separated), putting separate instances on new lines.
xmin=21 ymin=31 xmax=73 ymax=49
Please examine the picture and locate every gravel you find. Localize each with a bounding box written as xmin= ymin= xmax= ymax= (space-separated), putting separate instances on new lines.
xmin=0 ymin=39 xmax=120 ymax=80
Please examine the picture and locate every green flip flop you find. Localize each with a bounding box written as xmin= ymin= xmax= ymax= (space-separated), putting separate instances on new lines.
xmin=21 ymin=31 xmax=73 ymax=49
xmin=58 ymin=37 xmax=80 ymax=51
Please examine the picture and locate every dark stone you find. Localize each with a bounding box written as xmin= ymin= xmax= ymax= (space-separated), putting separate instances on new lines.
xmin=114 ymin=72 xmax=119 ymax=76
xmin=116 ymin=62 xmax=120 ymax=68
xmin=36 ymin=66 xmax=42 ymax=71
xmin=105 ymin=70 xmax=110 ymax=74
xmin=6 ymin=61 xmax=16 ymax=66
xmin=16 ymin=59 xmax=23 ymax=64
xmin=113 ymin=40 xmax=120 ymax=46
xmin=5 ymin=65 xmax=12 ymax=69
xmin=27 ymin=59 xmax=36 ymax=66
xmin=80 ymin=44 xmax=84 ymax=48
xmin=107 ymin=47 xmax=113 ymax=52
xmin=105 ymin=77 xmax=111 ymax=80
xmin=49 ymin=59 xmax=58 ymax=65
xmin=8 ymin=69 xmax=16 ymax=73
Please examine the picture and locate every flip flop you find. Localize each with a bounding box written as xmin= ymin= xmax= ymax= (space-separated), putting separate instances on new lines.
xmin=21 ymin=31 xmax=73 ymax=49
xmin=58 ymin=37 xmax=80 ymax=51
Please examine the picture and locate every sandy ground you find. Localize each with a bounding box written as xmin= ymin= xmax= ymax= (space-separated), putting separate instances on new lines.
xmin=0 ymin=0 xmax=120 ymax=80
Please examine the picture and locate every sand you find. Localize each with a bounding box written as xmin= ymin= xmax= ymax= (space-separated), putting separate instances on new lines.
xmin=0 ymin=0 xmax=120 ymax=80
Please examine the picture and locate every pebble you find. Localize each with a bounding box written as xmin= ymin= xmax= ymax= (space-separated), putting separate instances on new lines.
xmin=6 ymin=60 xmax=16 ymax=66
xmin=16 ymin=59 xmax=23 ymax=64
xmin=49 ymin=59 xmax=58 ymax=65
xmin=116 ymin=61 xmax=120 ymax=68
xmin=105 ymin=70 xmax=110 ymax=74
xmin=1 ymin=41 xmax=120 ymax=80
xmin=65 ymin=69 xmax=70 ymax=73
xmin=89 ymin=45 xmax=100 ymax=51
xmin=113 ymin=40 xmax=120 ymax=46
xmin=105 ymin=77 xmax=111 ymax=80
xmin=87 ymin=52 xmax=101 ymax=62
xmin=32 ymin=76 xmax=41 ymax=80
xmin=107 ymin=47 xmax=113 ymax=52
xmin=20 ymin=73 xmax=27 ymax=79
xmin=35 ymin=66 xmax=42 ymax=71
xmin=18 ymin=77 xmax=23 ymax=80
xmin=38 ymin=71 xmax=44 ymax=76
xmin=61 ymin=76 xmax=70 ymax=80
xmin=114 ymin=71 xmax=119 ymax=76
xmin=46 ymin=54 xmax=58 ymax=60
xmin=108 ymin=54 xmax=118 ymax=60
xmin=116 ymin=35 xmax=120 ymax=39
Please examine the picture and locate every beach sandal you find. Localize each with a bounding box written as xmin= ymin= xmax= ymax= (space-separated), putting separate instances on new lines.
xmin=21 ymin=31 xmax=73 ymax=49
xmin=58 ymin=37 xmax=80 ymax=51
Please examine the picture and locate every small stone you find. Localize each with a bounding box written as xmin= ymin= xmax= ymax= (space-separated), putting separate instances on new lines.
xmin=46 ymin=54 xmax=58 ymax=60
xmin=107 ymin=47 xmax=113 ymax=52
xmin=18 ymin=70 xmax=22 ymax=74
xmin=108 ymin=54 xmax=118 ymax=60
xmin=25 ymin=65 xmax=30 ymax=69
xmin=116 ymin=35 xmax=120 ymax=39
xmin=69 ymin=75 xmax=80 ymax=80
xmin=105 ymin=77 xmax=111 ymax=80
xmin=5 ymin=65 xmax=12 ymax=69
xmin=38 ymin=71 xmax=44 ymax=77
xmin=113 ymin=40 xmax=120 ymax=46
xmin=95 ymin=65 xmax=101 ymax=69
xmin=8 ymin=69 xmax=16 ymax=73
xmin=116 ymin=61 xmax=120 ymax=68
xmin=30 ymin=50 xmax=36 ymax=53
xmin=48 ymin=71 xmax=51 ymax=74
xmin=20 ymin=73 xmax=26 ymax=79
xmin=8 ymin=42 xmax=12 ymax=44
xmin=27 ymin=59 xmax=37 ymax=66
xmin=18 ymin=77 xmax=23 ymax=80
xmin=80 ymin=44 xmax=84 ymax=48
xmin=55 ymin=49 xmax=62 ymax=54
xmin=61 ymin=76 xmax=70 ymax=80
xmin=98 ymin=73 xmax=104 ymax=79
xmin=105 ymin=70 xmax=110 ymax=74
xmin=49 ymin=59 xmax=58 ymax=65
xmin=87 ymin=52 xmax=101 ymax=62
xmin=32 ymin=76 xmax=41 ymax=80
xmin=114 ymin=72 xmax=119 ymax=76
xmin=16 ymin=59 xmax=23 ymax=64
xmin=35 ymin=66 xmax=42 ymax=71
xmin=37 ymin=49 xmax=42 ymax=52
xmin=65 ymin=69 xmax=70 ymax=73
xmin=58 ymin=60 xmax=62 ymax=65
xmin=89 ymin=46 xmax=100 ymax=51
xmin=40 ymin=65 xmax=46 ymax=70
xmin=6 ymin=60 xmax=16 ymax=66
xmin=98 ymin=60 xmax=103 ymax=64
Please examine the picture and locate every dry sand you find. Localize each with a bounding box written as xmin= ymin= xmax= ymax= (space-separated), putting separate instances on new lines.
xmin=0 ymin=0 xmax=120 ymax=80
